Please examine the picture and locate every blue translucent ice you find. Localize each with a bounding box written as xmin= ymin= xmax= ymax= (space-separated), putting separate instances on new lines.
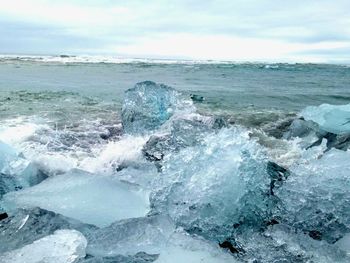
xmin=301 ymin=103 xmax=350 ymax=134
xmin=122 ymin=81 xmax=182 ymax=134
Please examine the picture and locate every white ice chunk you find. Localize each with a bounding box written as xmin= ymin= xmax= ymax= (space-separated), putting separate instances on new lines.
xmin=1 ymin=169 xmax=150 ymax=227
xmin=0 ymin=229 xmax=87 ymax=263
xmin=155 ymin=231 xmax=235 ymax=263
xmin=301 ymin=103 xmax=350 ymax=134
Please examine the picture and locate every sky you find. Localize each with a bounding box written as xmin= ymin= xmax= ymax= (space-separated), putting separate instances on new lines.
xmin=1 ymin=0 xmax=350 ymax=62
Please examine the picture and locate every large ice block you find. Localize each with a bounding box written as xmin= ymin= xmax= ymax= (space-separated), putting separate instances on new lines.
xmin=0 ymin=229 xmax=87 ymax=263
xmin=1 ymin=169 xmax=150 ymax=227
xmin=121 ymin=81 xmax=184 ymax=134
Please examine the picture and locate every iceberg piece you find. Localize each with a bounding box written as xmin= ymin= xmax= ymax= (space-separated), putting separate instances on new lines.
xmin=301 ymin=103 xmax=350 ymax=134
xmin=1 ymin=169 xmax=150 ymax=227
xmin=86 ymin=215 xmax=234 ymax=263
xmin=0 ymin=207 xmax=96 ymax=253
xmin=86 ymin=215 xmax=175 ymax=256
xmin=0 ymin=141 xmax=18 ymax=171
xmin=232 ymin=223 xmax=349 ymax=263
xmin=154 ymin=231 xmax=235 ymax=263
xmin=0 ymin=229 xmax=87 ymax=263
xmin=122 ymin=81 xmax=185 ymax=134
xmin=142 ymin=115 xmax=228 ymax=164
xmin=0 ymin=141 xmax=47 ymax=199
xmin=274 ymin=148 xmax=350 ymax=243
xmin=150 ymin=127 xmax=271 ymax=241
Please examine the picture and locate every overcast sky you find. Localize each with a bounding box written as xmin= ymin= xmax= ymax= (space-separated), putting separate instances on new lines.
xmin=1 ymin=0 xmax=350 ymax=62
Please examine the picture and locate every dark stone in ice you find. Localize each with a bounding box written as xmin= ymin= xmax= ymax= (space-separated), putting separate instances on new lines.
xmin=99 ymin=133 xmax=109 ymax=140
xmin=190 ymin=94 xmax=205 ymax=102
xmin=267 ymin=161 xmax=290 ymax=196
xmin=308 ymin=230 xmax=323 ymax=241
xmin=0 ymin=207 xmax=97 ymax=253
xmin=0 ymin=213 xmax=8 ymax=221
xmin=219 ymin=240 xmax=240 ymax=254
xmin=265 ymin=218 xmax=279 ymax=226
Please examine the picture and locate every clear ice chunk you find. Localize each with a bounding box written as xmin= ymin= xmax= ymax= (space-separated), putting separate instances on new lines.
xmin=86 ymin=215 xmax=234 ymax=263
xmin=0 ymin=229 xmax=87 ymax=263
xmin=121 ymin=81 xmax=184 ymax=134
xmin=301 ymin=103 xmax=350 ymax=134
xmin=0 ymin=207 xmax=96 ymax=253
xmin=274 ymin=148 xmax=350 ymax=243
xmin=150 ymin=127 xmax=271 ymax=241
xmin=1 ymin=169 xmax=150 ymax=227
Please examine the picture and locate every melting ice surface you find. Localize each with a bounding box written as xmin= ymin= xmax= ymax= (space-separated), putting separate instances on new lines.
xmin=1 ymin=81 xmax=350 ymax=262
xmin=301 ymin=103 xmax=350 ymax=134
xmin=0 ymin=229 xmax=87 ymax=263
xmin=1 ymin=169 xmax=150 ymax=227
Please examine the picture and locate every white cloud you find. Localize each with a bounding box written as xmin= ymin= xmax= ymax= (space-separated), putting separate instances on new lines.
xmin=0 ymin=0 xmax=350 ymax=62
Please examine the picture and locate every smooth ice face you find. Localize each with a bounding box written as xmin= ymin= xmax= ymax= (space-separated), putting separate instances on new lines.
xmin=301 ymin=103 xmax=350 ymax=134
xmin=150 ymin=127 xmax=271 ymax=241
xmin=1 ymin=169 xmax=150 ymax=227
xmin=0 ymin=207 xmax=96 ymax=253
xmin=0 ymin=229 xmax=87 ymax=263
xmin=154 ymin=231 xmax=235 ymax=263
xmin=122 ymin=81 xmax=184 ymax=134
xmin=86 ymin=215 xmax=234 ymax=263
xmin=0 ymin=141 xmax=18 ymax=171
xmin=275 ymin=148 xmax=350 ymax=243
xmin=87 ymin=215 xmax=176 ymax=256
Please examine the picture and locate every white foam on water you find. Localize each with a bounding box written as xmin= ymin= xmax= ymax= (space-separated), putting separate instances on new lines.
xmin=79 ymin=135 xmax=148 ymax=174
xmin=0 ymin=117 xmax=46 ymax=146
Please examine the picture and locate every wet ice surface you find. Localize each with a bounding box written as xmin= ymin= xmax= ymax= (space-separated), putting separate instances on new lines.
xmin=0 ymin=229 xmax=87 ymax=263
xmin=1 ymin=169 xmax=150 ymax=227
xmin=1 ymin=82 xmax=350 ymax=262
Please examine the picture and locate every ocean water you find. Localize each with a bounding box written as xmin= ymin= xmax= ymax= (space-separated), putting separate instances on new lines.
xmin=1 ymin=56 xmax=350 ymax=262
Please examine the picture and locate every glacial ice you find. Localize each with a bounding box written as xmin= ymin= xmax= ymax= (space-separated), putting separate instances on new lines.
xmin=142 ymin=114 xmax=227 ymax=164
xmin=0 ymin=141 xmax=18 ymax=171
xmin=0 ymin=207 xmax=96 ymax=253
xmin=86 ymin=215 xmax=175 ymax=256
xmin=2 ymin=83 xmax=350 ymax=262
xmin=274 ymin=148 xmax=350 ymax=244
xmin=122 ymin=81 xmax=183 ymax=134
xmin=301 ymin=103 xmax=350 ymax=134
xmin=0 ymin=141 xmax=47 ymax=200
xmin=150 ymin=127 xmax=271 ymax=241
xmin=86 ymin=215 xmax=234 ymax=263
xmin=1 ymin=169 xmax=150 ymax=227
xmin=0 ymin=229 xmax=87 ymax=263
